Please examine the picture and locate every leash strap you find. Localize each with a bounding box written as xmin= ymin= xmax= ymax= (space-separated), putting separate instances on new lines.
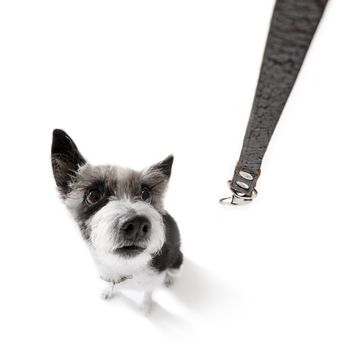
xmin=221 ymin=0 xmax=328 ymax=205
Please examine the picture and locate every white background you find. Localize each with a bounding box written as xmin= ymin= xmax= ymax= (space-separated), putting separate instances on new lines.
xmin=1 ymin=0 xmax=349 ymax=349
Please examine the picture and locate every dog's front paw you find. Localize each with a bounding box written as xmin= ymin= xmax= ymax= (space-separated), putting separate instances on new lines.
xmin=101 ymin=288 xmax=114 ymax=300
xmin=141 ymin=301 xmax=152 ymax=316
xmin=164 ymin=274 xmax=174 ymax=288
xmin=141 ymin=292 xmax=153 ymax=316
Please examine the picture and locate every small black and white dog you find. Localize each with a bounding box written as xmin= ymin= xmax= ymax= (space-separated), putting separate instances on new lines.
xmin=51 ymin=129 xmax=183 ymax=313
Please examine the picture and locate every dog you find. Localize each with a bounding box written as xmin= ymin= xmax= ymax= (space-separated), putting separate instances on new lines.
xmin=51 ymin=129 xmax=183 ymax=314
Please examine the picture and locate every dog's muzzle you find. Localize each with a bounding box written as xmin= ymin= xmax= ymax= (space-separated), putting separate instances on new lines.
xmin=113 ymin=215 xmax=151 ymax=257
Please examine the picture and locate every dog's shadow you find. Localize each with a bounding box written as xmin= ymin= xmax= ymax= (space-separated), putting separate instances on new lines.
xmin=173 ymin=258 xmax=234 ymax=308
xmin=118 ymin=258 xmax=234 ymax=331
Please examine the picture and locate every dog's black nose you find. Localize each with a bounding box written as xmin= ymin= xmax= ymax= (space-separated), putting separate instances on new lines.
xmin=120 ymin=215 xmax=151 ymax=240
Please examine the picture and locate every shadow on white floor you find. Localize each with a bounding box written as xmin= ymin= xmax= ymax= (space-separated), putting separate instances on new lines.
xmin=115 ymin=258 xmax=235 ymax=333
xmin=170 ymin=258 xmax=234 ymax=313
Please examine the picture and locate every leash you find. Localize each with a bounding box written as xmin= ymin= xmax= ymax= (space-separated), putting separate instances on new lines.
xmin=221 ymin=0 xmax=328 ymax=205
xmin=101 ymin=275 xmax=133 ymax=284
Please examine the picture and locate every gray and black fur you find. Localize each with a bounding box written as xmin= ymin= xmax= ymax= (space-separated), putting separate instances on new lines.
xmin=51 ymin=129 xmax=182 ymax=312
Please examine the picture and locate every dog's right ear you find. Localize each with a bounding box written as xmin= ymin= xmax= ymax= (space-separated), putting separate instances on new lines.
xmin=51 ymin=129 xmax=86 ymax=195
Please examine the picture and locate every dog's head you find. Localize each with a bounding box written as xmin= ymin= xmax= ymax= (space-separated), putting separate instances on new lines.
xmin=51 ymin=129 xmax=172 ymax=260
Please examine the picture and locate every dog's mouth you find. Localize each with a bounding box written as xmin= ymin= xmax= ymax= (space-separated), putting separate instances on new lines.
xmin=113 ymin=243 xmax=146 ymax=256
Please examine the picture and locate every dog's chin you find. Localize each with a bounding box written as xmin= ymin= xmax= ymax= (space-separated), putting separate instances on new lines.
xmin=112 ymin=244 xmax=146 ymax=258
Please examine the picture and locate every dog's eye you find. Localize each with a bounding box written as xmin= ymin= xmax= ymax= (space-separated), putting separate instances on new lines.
xmin=86 ymin=189 xmax=103 ymax=205
xmin=141 ymin=188 xmax=152 ymax=203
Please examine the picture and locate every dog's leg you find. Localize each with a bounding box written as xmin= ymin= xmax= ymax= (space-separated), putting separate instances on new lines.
xmin=101 ymin=281 xmax=115 ymax=300
xmin=164 ymin=267 xmax=182 ymax=288
xmin=164 ymin=272 xmax=174 ymax=287
xmin=141 ymin=291 xmax=153 ymax=315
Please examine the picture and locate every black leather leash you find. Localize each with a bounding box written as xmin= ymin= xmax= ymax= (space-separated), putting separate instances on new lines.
xmin=221 ymin=0 xmax=328 ymax=205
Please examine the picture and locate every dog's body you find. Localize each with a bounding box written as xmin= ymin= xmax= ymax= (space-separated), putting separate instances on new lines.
xmin=51 ymin=129 xmax=182 ymax=313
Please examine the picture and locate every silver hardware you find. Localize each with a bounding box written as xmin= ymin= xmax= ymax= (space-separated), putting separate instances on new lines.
xmin=236 ymin=180 xmax=249 ymax=189
xmin=239 ymin=171 xmax=254 ymax=180
xmin=219 ymin=180 xmax=257 ymax=205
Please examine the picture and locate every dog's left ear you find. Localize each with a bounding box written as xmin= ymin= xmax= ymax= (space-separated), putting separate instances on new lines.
xmin=149 ymin=155 xmax=174 ymax=178
xmin=51 ymin=129 xmax=86 ymax=195
xmin=142 ymin=155 xmax=174 ymax=192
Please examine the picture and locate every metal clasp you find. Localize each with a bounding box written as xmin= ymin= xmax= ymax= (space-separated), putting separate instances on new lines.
xmin=219 ymin=180 xmax=257 ymax=206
